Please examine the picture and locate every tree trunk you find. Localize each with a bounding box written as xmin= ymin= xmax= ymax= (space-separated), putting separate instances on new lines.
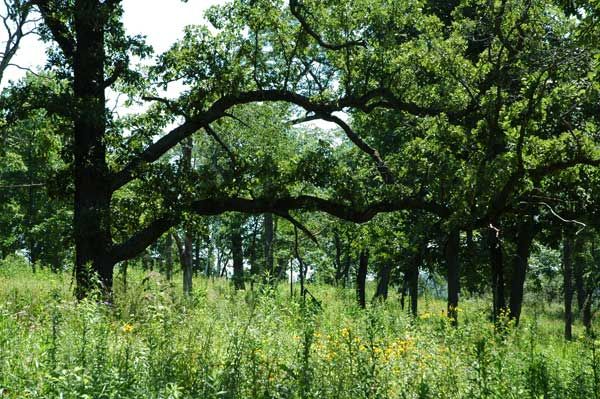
xmin=488 ymin=225 xmax=506 ymax=322
xmin=574 ymin=240 xmax=586 ymax=314
xmin=400 ymin=274 xmax=408 ymax=311
xmin=583 ymin=292 xmax=593 ymax=335
xmin=333 ymin=229 xmax=344 ymax=284
xmin=563 ymin=229 xmax=574 ymax=340
xmin=509 ymin=217 xmax=536 ymax=324
xmin=165 ymin=233 xmax=173 ymax=281
xmin=264 ymin=213 xmax=274 ymax=278
xmin=183 ymin=231 xmax=193 ymax=295
xmin=231 ymin=217 xmax=245 ymax=290
xmin=342 ymin=244 xmax=352 ymax=288
xmin=174 ymin=231 xmax=193 ymax=295
xmin=409 ymin=252 xmax=421 ymax=317
xmin=72 ymin=0 xmax=114 ymax=298
xmin=445 ymin=230 xmax=460 ymax=326
xmin=356 ymin=248 xmax=368 ymax=309
xmin=205 ymin=236 xmax=213 ymax=277
xmin=194 ymin=233 xmax=201 ymax=276
xmin=373 ymin=263 xmax=392 ymax=302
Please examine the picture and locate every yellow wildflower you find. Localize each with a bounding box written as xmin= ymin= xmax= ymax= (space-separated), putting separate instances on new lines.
xmin=122 ymin=323 xmax=133 ymax=333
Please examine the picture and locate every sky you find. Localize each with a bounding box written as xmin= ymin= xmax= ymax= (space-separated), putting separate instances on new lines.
xmin=2 ymin=0 xmax=227 ymax=84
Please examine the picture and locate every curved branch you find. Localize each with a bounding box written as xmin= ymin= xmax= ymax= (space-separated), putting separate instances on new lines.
xmin=109 ymin=194 xmax=450 ymax=263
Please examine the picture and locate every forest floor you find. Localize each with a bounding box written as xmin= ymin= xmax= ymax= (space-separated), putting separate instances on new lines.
xmin=0 ymin=258 xmax=598 ymax=399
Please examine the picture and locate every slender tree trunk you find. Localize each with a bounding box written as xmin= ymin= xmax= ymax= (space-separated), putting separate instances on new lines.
xmin=72 ymin=0 xmax=114 ymax=298
xmin=333 ymin=229 xmax=344 ymax=283
xmin=400 ymin=274 xmax=408 ymax=311
xmin=445 ymin=230 xmax=460 ymax=326
xmin=264 ymin=213 xmax=274 ymax=278
xmin=342 ymin=244 xmax=351 ymax=288
xmin=373 ymin=263 xmax=392 ymax=302
xmin=173 ymin=231 xmax=193 ymax=295
xmin=409 ymin=252 xmax=421 ymax=317
xmin=165 ymin=233 xmax=173 ymax=281
xmin=509 ymin=217 xmax=536 ymax=324
xmin=120 ymin=260 xmax=128 ymax=293
xmin=488 ymin=226 xmax=505 ymax=322
xmin=231 ymin=217 xmax=245 ymax=290
xmin=356 ymin=248 xmax=368 ymax=309
xmin=194 ymin=234 xmax=201 ymax=275
xmin=583 ymin=292 xmax=593 ymax=335
xmin=205 ymin=236 xmax=212 ymax=277
xmin=183 ymin=231 xmax=193 ymax=294
xmin=574 ymin=240 xmax=586 ymax=313
xmin=563 ymin=229 xmax=574 ymax=340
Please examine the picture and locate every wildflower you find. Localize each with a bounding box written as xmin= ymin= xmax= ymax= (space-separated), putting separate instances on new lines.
xmin=122 ymin=323 xmax=133 ymax=333
xmin=341 ymin=327 xmax=350 ymax=338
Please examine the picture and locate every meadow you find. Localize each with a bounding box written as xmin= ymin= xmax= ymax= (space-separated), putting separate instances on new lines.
xmin=0 ymin=257 xmax=598 ymax=399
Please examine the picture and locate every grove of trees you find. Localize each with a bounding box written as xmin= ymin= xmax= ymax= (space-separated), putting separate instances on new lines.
xmin=2 ymin=0 xmax=600 ymax=338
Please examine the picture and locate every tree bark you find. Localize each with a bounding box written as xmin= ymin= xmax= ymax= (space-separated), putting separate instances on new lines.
xmin=408 ymin=252 xmax=421 ymax=317
xmin=373 ymin=263 xmax=392 ymax=302
xmin=445 ymin=230 xmax=460 ymax=326
xmin=72 ymin=0 xmax=114 ymax=299
xmin=333 ymin=228 xmax=344 ymax=284
xmin=174 ymin=231 xmax=193 ymax=295
xmin=264 ymin=213 xmax=274 ymax=278
xmin=574 ymin=238 xmax=586 ymax=313
xmin=583 ymin=292 xmax=593 ymax=335
xmin=488 ymin=225 xmax=506 ymax=322
xmin=356 ymin=248 xmax=368 ymax=309
xmin=563 ymin=229 xmax=574 ymax=340
xmin=231 ymin=217 xmax=245 ymax=290
xmin=508 ymin=217 xmax=537 ymax=324
xmin=165 ymin=233 xmax=173 ymax=281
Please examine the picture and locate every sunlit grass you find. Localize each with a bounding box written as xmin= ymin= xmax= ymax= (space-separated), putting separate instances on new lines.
xmin=0 ymin=258 xmax=598 ymax=398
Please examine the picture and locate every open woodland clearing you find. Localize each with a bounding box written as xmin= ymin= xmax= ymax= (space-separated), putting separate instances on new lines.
xmin=1 ymin=0 xmax=600 ymax=397
xmin=0 ymin=260 xmax=599 ymax=398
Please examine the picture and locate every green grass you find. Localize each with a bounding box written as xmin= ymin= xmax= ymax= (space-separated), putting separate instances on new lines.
xmin=0 ymin=258 xmax=598 ymax=398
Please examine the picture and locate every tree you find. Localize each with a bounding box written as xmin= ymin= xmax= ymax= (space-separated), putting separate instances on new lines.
xmin=25 ymin=0 xmax=600 ymax=303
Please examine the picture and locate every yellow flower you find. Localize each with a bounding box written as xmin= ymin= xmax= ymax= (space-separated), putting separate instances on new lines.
xmin=122 ymin=323 xmax=133 ymax=333
xmin=341 ymin=327 xmax=350 ymax=338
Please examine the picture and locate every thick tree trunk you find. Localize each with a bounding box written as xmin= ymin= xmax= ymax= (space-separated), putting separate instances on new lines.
xmin=373 ymin=263 xmax=391 ymax=302
xmin=356 ymin=248 xmax=368 ymax=309
xmin=73 ymin=0 xmax=114 ymax=298
xmin=488 ymin=226 xmax=506 ymax=322
xmin=231 ymin=218 xmax=245 ymax=290
xmin=509 ymin=217 xmax=536 ymax=324
xmin=563 ymin=229 xmax=574 ymax=340
xmin=445 ymin=230 xmax=460 ymax=326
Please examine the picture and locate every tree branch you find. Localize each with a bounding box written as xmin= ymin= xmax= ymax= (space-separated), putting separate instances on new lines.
xmin=318 ymin=112 xmax=395 ymax=184
xmin=289 ymin=0 xmax=366 ymax=50
xmin=109 ymin=194 xmax=450 ymax=263
xmin=32 ymin=0 xmax=75 ymax=60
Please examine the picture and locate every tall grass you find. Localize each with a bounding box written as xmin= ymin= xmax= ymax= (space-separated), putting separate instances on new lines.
xmin=0 ymin=258 xmax=597 ymax=398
